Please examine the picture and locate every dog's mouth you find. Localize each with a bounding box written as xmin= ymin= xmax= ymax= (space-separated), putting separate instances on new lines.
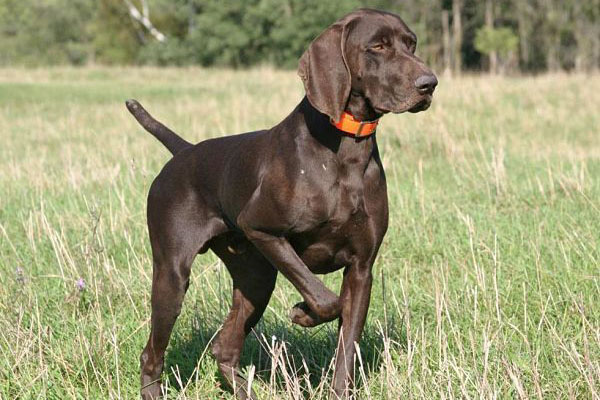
xmin=373 ymin=106 xmax=391 ymax=115
xmin=378 ymin=94 xmax=433 ymax=115
xmin=407 ymin=95 xmax=432 ymax=113
xmin=371 ymin=93 xmax=433 ymax=115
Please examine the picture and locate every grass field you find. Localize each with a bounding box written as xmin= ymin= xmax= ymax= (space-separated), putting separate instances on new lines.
xmin=0 ymin=67 xmax=599 ymax=399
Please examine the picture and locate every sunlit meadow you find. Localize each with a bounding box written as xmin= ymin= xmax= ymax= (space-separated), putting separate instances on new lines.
xmin=0 ymin=67 xmax=598 ymax=399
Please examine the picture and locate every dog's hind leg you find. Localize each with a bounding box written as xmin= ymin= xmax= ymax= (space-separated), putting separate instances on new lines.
xmin=210 ymin=237 xmax=277 ymax=400
xmin=140 ymin=192 xmax=226 ymax=399
xmin=140 ymin=254 xmax=194 ymax=400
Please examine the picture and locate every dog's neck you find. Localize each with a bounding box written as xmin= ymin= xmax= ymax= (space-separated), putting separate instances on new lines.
xmin=297 ymin=97 xmax=378 ymax=169
xmin=345 ymin=90 xmax=382 ymax=122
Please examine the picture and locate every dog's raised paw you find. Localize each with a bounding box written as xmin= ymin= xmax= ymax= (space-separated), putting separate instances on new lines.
xmin=289 ymin=302 xmax=324 ymax=327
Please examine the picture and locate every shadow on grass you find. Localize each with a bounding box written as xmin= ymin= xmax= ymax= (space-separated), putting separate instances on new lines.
xmin=165 ymin=309 xmax=407 ymax=395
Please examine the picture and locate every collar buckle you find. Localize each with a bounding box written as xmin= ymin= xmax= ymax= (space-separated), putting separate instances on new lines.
xmin=332 ymin=112 xmax=379 ymax=137
xmin=356 ymin=120 xmax=367 ymax=136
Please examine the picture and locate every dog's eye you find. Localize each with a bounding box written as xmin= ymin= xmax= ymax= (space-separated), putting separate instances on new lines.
xmin=370 ymin=44 xmax=385 ymax=51
xmin=405 ymin=38 xmax=417 ymax=53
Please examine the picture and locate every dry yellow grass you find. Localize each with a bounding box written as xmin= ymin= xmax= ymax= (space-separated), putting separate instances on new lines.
xmin=0 ymin=67 xmax=599 ymax=399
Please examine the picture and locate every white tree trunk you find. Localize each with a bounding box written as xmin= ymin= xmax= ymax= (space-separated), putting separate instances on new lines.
xmin=123 ymin=0 xmax=166 ymax=42
xmin=485 ymin=0 xmax=497 ymax=74
xmin=442 ymin=10 xmax=452 ymax=76
xmin=452 ymin=0 xmax=463 ymax=74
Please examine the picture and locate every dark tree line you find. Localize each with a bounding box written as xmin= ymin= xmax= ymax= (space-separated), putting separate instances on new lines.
xmin=1 ymin=0 xmax=599 ymax=73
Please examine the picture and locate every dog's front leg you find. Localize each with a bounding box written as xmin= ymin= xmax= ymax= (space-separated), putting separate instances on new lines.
xmin=332 ymin=263 xmax=373 ymax=399
xmin=238 ymin=223 xmax=341 ymax=322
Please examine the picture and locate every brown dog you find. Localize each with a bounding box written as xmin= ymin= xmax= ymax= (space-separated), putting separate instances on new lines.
xmin=127 ymin=8 xmax=436 ymax=400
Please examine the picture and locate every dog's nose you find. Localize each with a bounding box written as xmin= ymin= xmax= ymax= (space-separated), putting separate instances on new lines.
xmin=415 ymin=74 xmax=438 ymax=94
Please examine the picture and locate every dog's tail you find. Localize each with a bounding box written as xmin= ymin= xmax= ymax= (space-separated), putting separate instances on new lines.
xmin=125 ymin=99 xmax=192 ymax=155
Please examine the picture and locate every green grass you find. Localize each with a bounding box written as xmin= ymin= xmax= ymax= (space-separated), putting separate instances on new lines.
xmin=0 ymin=67 xmax=598 ymax=399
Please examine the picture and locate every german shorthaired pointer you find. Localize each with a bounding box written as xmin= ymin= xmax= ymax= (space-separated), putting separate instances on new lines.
xmin=127 ymin=8 xmax=436 ymax=399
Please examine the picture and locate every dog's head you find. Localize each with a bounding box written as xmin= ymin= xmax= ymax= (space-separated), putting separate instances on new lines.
xmin=298 ymin=9 xmax=437 ymax=122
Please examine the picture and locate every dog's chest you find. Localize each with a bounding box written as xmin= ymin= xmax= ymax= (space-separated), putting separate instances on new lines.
xmin=291 ymin=204 xmax=369 ymax=273
xmin=289 ymin=161 xmax=374 ymax=272
xmin=292 ymin=158 xmax=366 ymax=229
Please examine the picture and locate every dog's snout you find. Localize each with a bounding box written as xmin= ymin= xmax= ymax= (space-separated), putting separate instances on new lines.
xmin=415 ymin=74 xmax=438 ymax=94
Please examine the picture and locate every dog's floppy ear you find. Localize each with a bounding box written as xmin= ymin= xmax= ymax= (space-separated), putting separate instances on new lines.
xmin=298 ymin=19 xmax=355 ymax=122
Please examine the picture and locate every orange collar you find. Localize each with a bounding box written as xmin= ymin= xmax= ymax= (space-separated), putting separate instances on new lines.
xmin=332 ymin=111 xmax=379 ymax=137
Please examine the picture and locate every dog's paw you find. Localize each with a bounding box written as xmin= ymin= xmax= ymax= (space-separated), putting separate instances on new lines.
xmin=140 ymin=381 xmax=164 ymax=400
xmin=289 ymin=302 xmax=323 ymax=327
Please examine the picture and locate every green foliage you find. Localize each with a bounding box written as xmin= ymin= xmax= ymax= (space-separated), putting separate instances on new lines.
xmin=0 ymin=0 xmax=598 ymax=70
xmin=136 ymin=0 xmax=362 ymax=67
xmin=186 ymin=0 xmax=274 ymax=66
xmin=0 ymin=0 xmax=94 ymax=66
xmin=266 ymin=0 xmax=361 ymax=67
xmin=474 ymin=26 xmax=519 ymax=57
xmin=92 ymin=0 xmax=142 ymax=65
xmin=137 ymin=38 xmax=192 ymax=66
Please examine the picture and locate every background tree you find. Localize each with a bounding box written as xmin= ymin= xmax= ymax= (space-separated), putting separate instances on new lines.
xmin=0 ymin=0 xmax=598 ymax=72
xmin=474 ymin=26 xmax=519 ymax=74
xmin=452 ymin=0 xmax=463 ymax=74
